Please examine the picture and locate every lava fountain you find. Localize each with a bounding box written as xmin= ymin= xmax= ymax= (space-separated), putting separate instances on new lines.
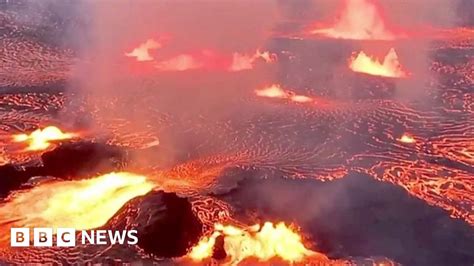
xmin=125 ymin=39 xmax=161 ymax=62
xmin=12 ymin=126 xmax=78 ymax=151
xmin=188 ymin=222 xmax=327 ymax=265
xmin=349 ymin=48 xmax=408 ymax=78
xmin=398 ymin=133 xmax=416 ymax=144
xmin=310 ymin=0 xmax=405 ymax=40
xmin=0 ymin=172 xmax=154 ymax=246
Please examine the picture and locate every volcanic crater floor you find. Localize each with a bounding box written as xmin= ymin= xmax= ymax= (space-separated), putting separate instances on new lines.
xmin=0 ymin=2 xmax=473 ymax=266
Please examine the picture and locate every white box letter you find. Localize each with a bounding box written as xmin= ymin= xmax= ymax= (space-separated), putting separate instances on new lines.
xmin=34 ymin=228 xmax=53 ymax=247
xmin=57 ymin=228 xmax=76 ymax=247
xmin=11 ymin=228 xmax=29 ymax=247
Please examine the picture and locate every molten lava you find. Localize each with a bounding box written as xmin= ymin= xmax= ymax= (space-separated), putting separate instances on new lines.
xmin=0 ymin=172 xmax=154 ymax=239
xmin=255 ymin=84 xmax=288 ymax=99
xmin=310 ymin=0 xmax=404 ymax=40
xmin=398 ymin=134 xmax=416 ymax=144
xmin=12 ymin=126 xmax=78 ymax=151
xmin=255 ymin=84 xmax=315 ymax=104
xmin=125 ymin=39 xmax=161 ymax=62
xmin=290 ymin=95 xmax=313 ymax=103
xmin=229 ymin=50 xmax=276 ymax=71
xmin=349 ymin=48 xmax=408 ymax=78
xmin=189 ymin=222 xmax=327 ymax=265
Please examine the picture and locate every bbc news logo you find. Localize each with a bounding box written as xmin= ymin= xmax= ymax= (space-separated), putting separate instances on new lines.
xmin=11 ymin=228 xmax=138 ymax=247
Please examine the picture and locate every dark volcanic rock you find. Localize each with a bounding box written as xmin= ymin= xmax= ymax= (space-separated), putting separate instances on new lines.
xmin=0 ymin=190 xmax=203 ymax=264
xmin=107 ymin=190 xmax=203 ymax=258
xmin=220 ymin=172 xmax=474 ymax=266
xmin=40 ymin=141 xmax=124 ymax=179
xmin=0 ymin=142 xmax=124 ymax=198
xmin=212 ymin=235 xmax=227 ymax=260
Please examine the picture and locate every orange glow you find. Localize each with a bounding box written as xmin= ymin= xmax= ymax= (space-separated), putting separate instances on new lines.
xmin=255 ymin=84 xmax=288 ymax=99
xmin=155 ymin=54 xmax=203 ymax=71
xmin=189 ymin=222 xmax=327 ymax=264
xmin=127 ymin=45 xmax=275 ymax=72
xmin=229 ymin=50 xmax=276 ymax=71
xmin=311 ymin=0 xmax=404 ymax=40
xmin=12 ymin=126 xmax=78 ymax=151
xmin=290 ymin=95 xmax=313 ymax=103
xmin=229 ymin=53 xmax=255 ymax=71
xmin=255 ymin=84 xmax=315 ymax=104
xmin=398 ymin=134 xmax=416 ymax=144
xmin=0 ymin=172 xmax=154 ymax=237
xmin=349 ymin=48 xmax=408 ymax=78
xmin=254 ymin=50 xmax=275 ymax=63
xmin=125 ymin=39 xmax=161 ymax=61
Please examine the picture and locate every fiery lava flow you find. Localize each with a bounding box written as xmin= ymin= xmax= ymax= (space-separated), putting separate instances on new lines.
xmin=349 ymin=48 xmax=408 ymax=78
xmin=0 ymin=172 xmax=154 ymax=245
xmin=125 ymin=39 xmax=161 ymax=62
xmin=290 ymin=94 xmax=313 ymax=103
xmin=229 ymin=50 xmax=276 ymax=71
xmin=189 ymin=222 xmax=327 ymax=265
xmin=12 ymin=126 xmax=78 ymax=151
xmin=255 ymin=84 xmax=288 ymax=99
xmin=398 ymin=133 xmax=416 ymax=144
xmin=310 ymin=0 xmax=404 ymax=40
xmin=255 ymin=84 xmax=314 ymax=103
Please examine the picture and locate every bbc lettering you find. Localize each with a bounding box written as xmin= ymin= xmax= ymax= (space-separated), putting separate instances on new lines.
xmin=11 ymin=228 xmax=138 ymax=247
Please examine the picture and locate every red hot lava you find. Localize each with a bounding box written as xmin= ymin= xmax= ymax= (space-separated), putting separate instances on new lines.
xmin=255 ymin=84 xmax=314 ymax=103
xmin=349 ymin=48 xmax=409 ymax=78
xmin=310 ymin=0 xmax=405 ymax=40
xmin=398 ymin=133 xmax=416 ymax=144
xmin=188 ymin=222 xmax=328 ymax=264
xmin=0 ymin=172 xmax=154 ymax=246
xmin=12 ymin=126 xmax=79 ymax=152
xmin=125 ymin=39 xmax=162 ymax=62
xmin=229 ymin=50 xmax=276 ymax=71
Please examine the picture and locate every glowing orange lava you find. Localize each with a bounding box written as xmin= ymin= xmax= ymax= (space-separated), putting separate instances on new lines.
xmin=0 ymin=172 xmax=154 ymax=240
xmin=189 ymin=222 xmax=327 ymax=264
xmin=349 ymin=48 xmax=408 ymax=78
xmin=254 ymin=50 xmax=275 ymax=63
xmin=290 ymin=95 xmax=313 ymax=103
xmin=310 ymin=0 xmax=404 ymax=40
xmin=255 ymin=84 xmax=315 ymax=104
xmin=255 ymin=84 xmax=288 ymax=99
xmin=125 ymin=39 xmax=161 ymax=62
xmin=12 ymin=126 xmax=78 ymax=151
xmin=229 ymin=50 xmax=276 ymax=71
xmin=398 ymin=134 xmax=416 ymax=144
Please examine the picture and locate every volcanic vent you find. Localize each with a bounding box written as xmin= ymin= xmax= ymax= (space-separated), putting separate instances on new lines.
xmin=107 ymin=191 xmax=204 ymax=258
